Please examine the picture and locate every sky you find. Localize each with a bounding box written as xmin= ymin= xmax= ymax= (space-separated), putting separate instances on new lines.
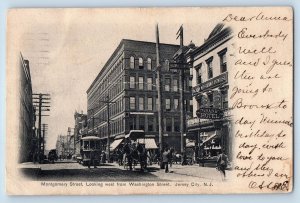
xmin=17 ymin=8 xmax=221 ymax=149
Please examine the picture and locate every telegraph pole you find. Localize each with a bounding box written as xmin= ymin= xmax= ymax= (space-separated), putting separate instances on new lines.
xmin=33 ymin=93 xmax=51 ymax=163
xmin=170 ymin=25 xmax=190 ymax=162
xmin=42 ymin=124 xmax=48 ymax=156
xmin=99 ymin=95 xmax=116 ymax=162
xmin=156 ymin=24 xmax=164 ymax=152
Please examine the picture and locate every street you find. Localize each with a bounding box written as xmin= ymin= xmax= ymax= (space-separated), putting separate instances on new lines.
xmin=20 ymin=161 xmax=232 ymax=182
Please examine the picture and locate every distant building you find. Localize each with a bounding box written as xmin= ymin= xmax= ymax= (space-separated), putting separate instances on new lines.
xmin=186 ymin=24 xmax=233 ymax=159
xmin=55 ymin=135 xmax=69 ymax=158
xmin=19 ymin=53 xmax=36 ymax=163
xmin=74 ymin=111 xmax=87 ymax=155
xmin=87 ymin=39 xmax=192 ymax=152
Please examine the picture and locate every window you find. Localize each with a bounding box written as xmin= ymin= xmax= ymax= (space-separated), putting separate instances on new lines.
xmin=206 ymin=58 xmax=213 ymax=79
xmin=130 ymin=76 xmax=135 ymax=89
xmin=148 ymin=117 xmax=154 ymax=131
xmin=219 ymin=49 xmax=227 ymax=73
xmin=139 ymin=97 xmax=144 ymax=110
xmin=147 ymin=97 xmax=153 ymax=111
xmin=222 ymin=89 xmax=228 ymax=109
xmin=139 ymin=116 xmax=145 ymax=130
xmin=174 ymin=119 xmax=180 ymax=132
xmin=147 ymin=58 xmax=152 ymax=70
xmin=165 ymin=78 xmax=170 ymax=91
xmin=190 ymin=99 xmax=193 ymax=113
xmin=189 ymin=78 xmax=192 ymax=89
xmin=130 ymin=97 xmax=135 ymax=110
xmin=166 ymin=99 xmax=171 ymax=111
xmin=165 ymin=60 xmax=170 ymax=71
xmin=147 ymin=78 xmax=152 ymax=90
xmin=138 ymin=77 xmax=144 ymax=90
xmin=139 ymin=57 xmax=144 ymax=69
xmin=174 ymin=99 xmax=179 ymax=110
xmin=166 ymin=118 xmax=172 ymax=132
xmin=173 ymin=79 xmax=178 ymax=92
xmin=208 ymin=93 xmax=213 ymax=108
xmin=156 ymin=98 xmax=159 ymax=111
xmin=130 ymin=56 xmax=135 ymax=69
xmin=129 ymin=116 xmax=135 ymax=130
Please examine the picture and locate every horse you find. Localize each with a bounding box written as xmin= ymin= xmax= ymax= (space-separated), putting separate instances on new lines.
xmin=123 ymin=142 xmax=147 ymax=172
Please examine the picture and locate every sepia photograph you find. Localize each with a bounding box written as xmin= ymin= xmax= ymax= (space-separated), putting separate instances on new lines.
xmin=6 ymin=7 xmax=293 ymax=195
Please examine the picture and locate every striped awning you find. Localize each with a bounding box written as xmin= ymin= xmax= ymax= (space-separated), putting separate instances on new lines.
xmin=110 ymin=139 xmax=123 ymax=151
xmin=137 ymin=138 xmax=158 ymax=149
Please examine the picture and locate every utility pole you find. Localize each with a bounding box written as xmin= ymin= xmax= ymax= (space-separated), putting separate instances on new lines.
xmin=156 ymin=24 xmax=164 ymax=153
xmin=170 ymin=25 xmax=190 ymax=162
xmin=99 ymin=95 xmax=116 ymax=162
xmin=42 ymin=124 xmax=48 ymax=156
xmin=67 ymin=127 xmax=71 ymax=155
xmin=33 ymin=93 xmax=51 ymax=163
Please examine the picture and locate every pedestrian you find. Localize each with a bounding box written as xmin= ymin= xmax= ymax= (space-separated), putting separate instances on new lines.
xmin=169 ymin=147 xmax=174 ymax=168
xmin=162 ymin=148 xmax=170 ymax=173
xmin=216 ymin=149 xmax=229 ymax=180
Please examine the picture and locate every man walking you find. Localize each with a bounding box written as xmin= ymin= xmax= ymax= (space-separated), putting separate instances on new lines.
xmin=162 ymin=148 xmax=170 ymax=173
xmin=217 ymin=149 xmax=229 ymax=180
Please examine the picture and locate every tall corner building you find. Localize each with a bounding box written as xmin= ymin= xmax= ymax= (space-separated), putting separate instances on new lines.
xmin=86 ymin=39 xmax=192 ymax=152
xmin=186 ymin=23 xmax=233 ymax=159
xmin=19 ymin=53 xmax=36 ymax=163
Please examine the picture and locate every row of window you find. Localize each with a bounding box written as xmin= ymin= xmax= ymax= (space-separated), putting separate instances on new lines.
xmin=195 ymin=48 xmax=227 ymax=83
xmin=130 ymin=56 xmax=152 ymax=70
xmin=129 ymin=76 xmax=191 ymax=92
xmin=128 ymin=116 xmax=181 ymax=133
xmin=129 ymin=96 xmax=193 ymax=112
xmin=197 ymin=89 xmax=228 ymax=110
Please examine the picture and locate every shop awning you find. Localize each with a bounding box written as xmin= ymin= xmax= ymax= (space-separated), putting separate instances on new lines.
xmin=110 ymin=139 xmax=123 ymax=151
xmin=137 ymin=138 xmax=158 ymax=149
xmin=186 ymin=140 xmax=195 ymax=147
xmin=202 ymin=132 xmax=217 ymax=145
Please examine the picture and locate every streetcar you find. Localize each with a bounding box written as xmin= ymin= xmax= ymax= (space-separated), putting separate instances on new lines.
xmin=78 ymin=136 xmax=102 ymax=166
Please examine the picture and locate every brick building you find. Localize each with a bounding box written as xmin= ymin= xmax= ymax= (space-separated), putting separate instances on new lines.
xmin=19 ymin=53 xmax=36 ymax=162
xmin=86 ymin=39 xmax=192 ymax=152
xmin=186 ymin=24 xmax=233 ymax=159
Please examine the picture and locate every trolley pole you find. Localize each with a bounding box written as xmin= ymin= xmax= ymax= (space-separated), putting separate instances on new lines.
xmin=156 ymin=24 xmax=164 ymax=153
xmin=170 ymin=25 xmax=190 ymax=162
xmin=99 ymin=95 xmax=116 ymax=162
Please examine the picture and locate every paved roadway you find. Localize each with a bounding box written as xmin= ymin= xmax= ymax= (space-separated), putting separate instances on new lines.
xmin=20 ymin=160 xmax=232 ymax=182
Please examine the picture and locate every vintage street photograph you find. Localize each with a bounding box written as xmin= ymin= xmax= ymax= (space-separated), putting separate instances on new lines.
xmin=16 ymin=9 xmax=233 ymax=183
xmin=6 ymin=7 xmax=293 ymax=195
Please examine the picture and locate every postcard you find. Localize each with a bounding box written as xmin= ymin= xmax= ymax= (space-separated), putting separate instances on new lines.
xmin=6 ymin=7 xmax=293 ymax=195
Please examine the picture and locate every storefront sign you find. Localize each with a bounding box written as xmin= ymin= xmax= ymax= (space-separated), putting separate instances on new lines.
xmin=196 ymin=108 xmax=223 ymax=119
xmin=192 ymin=72 xmax=228 ymax=95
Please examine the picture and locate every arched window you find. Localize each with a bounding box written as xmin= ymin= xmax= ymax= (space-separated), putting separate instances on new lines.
xmin=165 ymin=59 xmax=170 ymax=71
xmin=138 ymin=57 xmax=144 ymax=69
xmin=147 ymin=58 xmax=152 ymax=70
xmin=130 ymin=56 xmax=135 ymax=69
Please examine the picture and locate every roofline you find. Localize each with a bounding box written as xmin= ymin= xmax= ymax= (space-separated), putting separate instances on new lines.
xmin=86 ymin=39 xmax=179 ymax=93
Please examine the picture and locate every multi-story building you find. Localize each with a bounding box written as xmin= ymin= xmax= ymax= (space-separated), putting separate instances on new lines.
xmin=19 ymin=53 xmax=36 ymax=163
xmin=186 ymin=23 xmax=233 ymax=159
xmin=86 ymin=39 xmax=192 ymax=152
xmin=55 ymin=134 xmax=72 ymax=158
xmin=74 ymin=111 xmax=87 ymax=155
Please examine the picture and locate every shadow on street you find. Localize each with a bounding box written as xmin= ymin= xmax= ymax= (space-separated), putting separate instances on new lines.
xmin=21 ymin=166 xmax=163 ymax=182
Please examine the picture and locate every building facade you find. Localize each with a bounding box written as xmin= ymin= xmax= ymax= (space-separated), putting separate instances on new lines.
xmin=86 ymin=39 xmax=192 ymax=152
xmin=186 ymin=24 xmax=233 ymax=159
xmin=74 ymin=111 xmax=87 ymax=155
xmin=19 ymin=53 xmax=36 ymax=163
